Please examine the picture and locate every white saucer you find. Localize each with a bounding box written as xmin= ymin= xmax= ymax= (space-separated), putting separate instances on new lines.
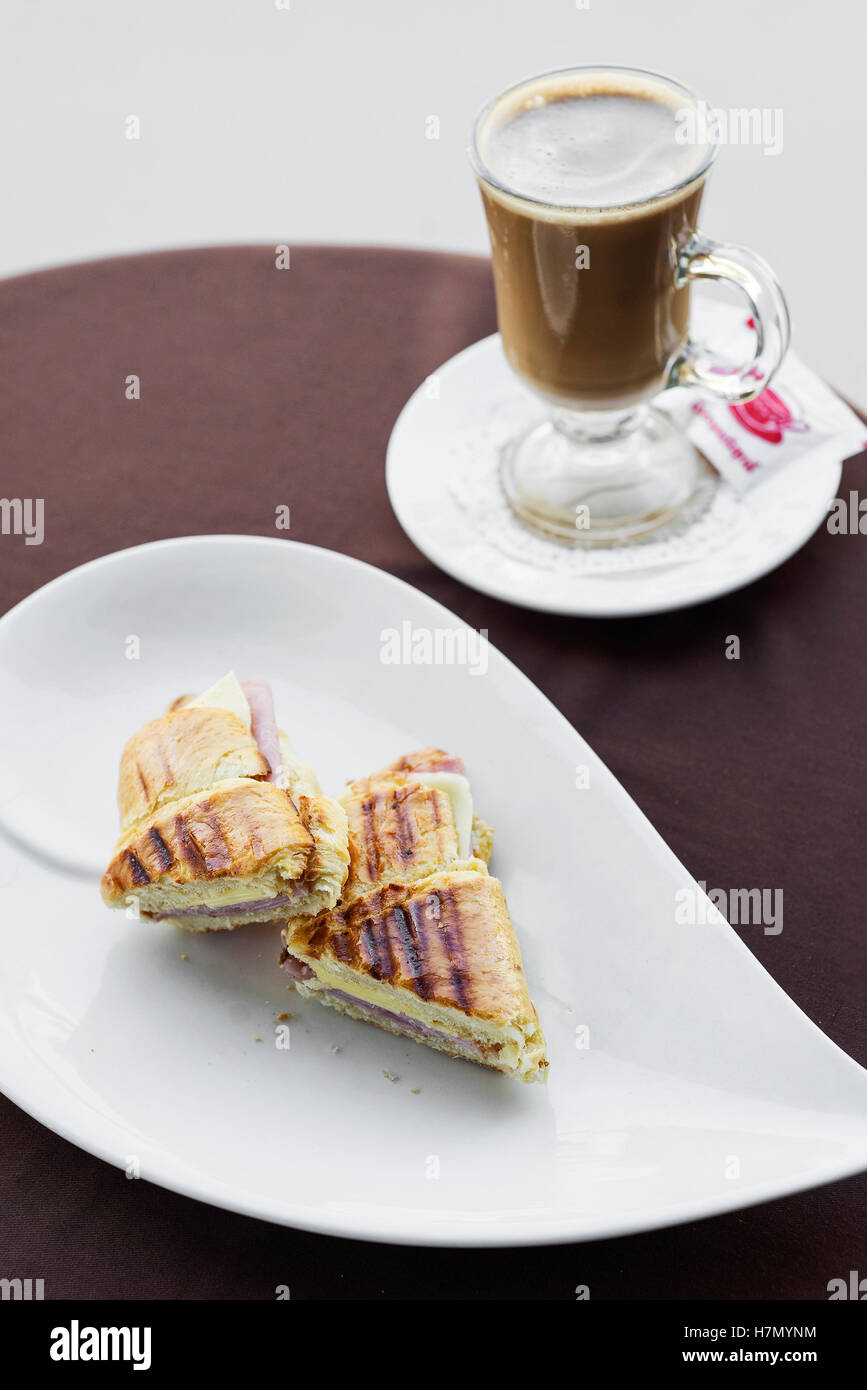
xmin=386 ymin=335 xmax=842 ymax=617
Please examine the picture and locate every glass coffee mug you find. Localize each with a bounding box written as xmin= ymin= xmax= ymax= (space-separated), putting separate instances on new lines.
xmin=469 ymin=66 xmax=790 ymax=543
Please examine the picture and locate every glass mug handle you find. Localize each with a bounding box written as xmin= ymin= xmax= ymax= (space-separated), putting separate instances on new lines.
xmin=670 ymin=232 xmax=791 ymax=404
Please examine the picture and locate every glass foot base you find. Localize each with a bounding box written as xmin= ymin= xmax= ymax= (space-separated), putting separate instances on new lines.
xmin=501 ymin=406 xmax=700 ymax=546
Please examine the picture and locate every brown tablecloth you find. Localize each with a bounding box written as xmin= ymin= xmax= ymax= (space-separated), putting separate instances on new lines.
xmin=0 ymin=246 xmax=864 ymax=1300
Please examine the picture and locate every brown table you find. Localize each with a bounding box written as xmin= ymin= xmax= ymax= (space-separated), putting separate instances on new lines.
xmin=0 ymin=246 xmax=864 ymax=1300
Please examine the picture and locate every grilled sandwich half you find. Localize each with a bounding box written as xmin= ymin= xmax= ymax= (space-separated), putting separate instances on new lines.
xmin=100 ymin=673 xmax=349 ymax=931
xmin=281 ymin=749 xmax=548 ymax=1081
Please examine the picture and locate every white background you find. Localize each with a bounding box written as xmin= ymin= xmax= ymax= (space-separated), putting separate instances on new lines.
xmin=1 ymin=0 xmax=863 ymax=403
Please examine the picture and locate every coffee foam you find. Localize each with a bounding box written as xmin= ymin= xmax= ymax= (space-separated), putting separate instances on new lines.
xmin=475 ymin=69 xmax=714 ymax=223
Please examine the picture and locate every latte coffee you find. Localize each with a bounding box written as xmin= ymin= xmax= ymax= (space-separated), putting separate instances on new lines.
xmin=474 ymin=71 xmax=715 ymax=409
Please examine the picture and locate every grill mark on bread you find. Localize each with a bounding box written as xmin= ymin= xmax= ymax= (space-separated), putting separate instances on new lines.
xmin=125 ymin=849 xmax=151 ymax=886
xmin=418 ymin=787 xmax=451 ymax=868
xmin=433 ymin=886 xmax=472 ymax=1011
xmin=394 ymin=902 xmax=433 ymax=999
xmin=296 ymin=806 xmax=470 ymax=1006
xmin=371 ymin=795 xmax=386 ymax=879
xmin=427 ymin=791 xmax=451 ymax=865
xmin=173 ymin=812 xmax=210 ymax=877
xmin=136 ymin=762 xmax=150 ymax=803
xmin=148 ymin=826 xmax=173 ymax=872
xmin=393 ymin=786 xmax=417 ymax=862
xmin=199 ymin=807 xmax=233 ymax=873
xmin=377 ymin=908 xmax=398 ymax=982
xmin=361 ymin=910 xmax=396 ymax=981
xmin=360 ymin=795 xmax=379 ymax=884
xmin=331 ymin=929 xmax=357 ymax=965
xmin=359 ymin=918 xmax=378 ymax=973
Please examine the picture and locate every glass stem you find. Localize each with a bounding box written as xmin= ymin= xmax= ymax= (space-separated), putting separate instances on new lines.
xmin=552 ymin=404 xmax=649 ymax=446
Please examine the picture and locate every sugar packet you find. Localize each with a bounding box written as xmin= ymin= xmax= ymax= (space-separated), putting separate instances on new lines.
xmin=657 ymin=301 xmax=866 ymax=495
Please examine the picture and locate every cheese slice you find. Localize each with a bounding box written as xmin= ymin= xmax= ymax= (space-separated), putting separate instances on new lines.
xmin=185 ymin=671 xmax=252 ymax=730
xmin=413 ymin=772 xmax=473 ymax=858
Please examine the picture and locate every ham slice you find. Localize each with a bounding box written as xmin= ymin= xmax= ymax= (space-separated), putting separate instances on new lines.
xmin=241 ymin=679 xmax=284 ymax=784
xmin=284 ymin=956 xmax=315 ymax=982
xmin=398 ymin=749 xmax=465 ymax=776
xmin=147 ymin=892 xmax=299 ymax=921
xmin=301 ymin=983 xmax=484 ymax=1059
xmin=423 ymin=755 xmax=464 ymax=774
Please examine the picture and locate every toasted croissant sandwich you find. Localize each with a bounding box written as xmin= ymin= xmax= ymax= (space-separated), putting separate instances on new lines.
xmin=281 ymin=749 xmax=548 ymax=1082
xmin=100 ymin=673 xmax=349 ymax=931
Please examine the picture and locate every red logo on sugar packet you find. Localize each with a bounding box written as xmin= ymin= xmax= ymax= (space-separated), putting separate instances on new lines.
xmin=723 ymin=322 xmax=810 ymax=445
xmin=730 ymin=388 xmax=810 ymax=445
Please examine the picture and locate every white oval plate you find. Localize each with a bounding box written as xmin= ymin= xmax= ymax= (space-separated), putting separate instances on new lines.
xmin=0 ymin=535 xmax=865 ymax=1246
xmin=386 ymin=335 xmax=842 ymax=617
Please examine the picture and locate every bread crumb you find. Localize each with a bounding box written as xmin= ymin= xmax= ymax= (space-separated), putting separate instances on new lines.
xmin=180 ymin=954 xmax=189 ymax=961
xmin=382 ymin=1070 xmax=399 ymax=1083
xmin=276 ymin=1012 xmax=292 ymax=1021
xmin=410 ymin=1088 xmax=420 ymax=1094
xmin=253 ymin=1036 xmax=262 ymax=1043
